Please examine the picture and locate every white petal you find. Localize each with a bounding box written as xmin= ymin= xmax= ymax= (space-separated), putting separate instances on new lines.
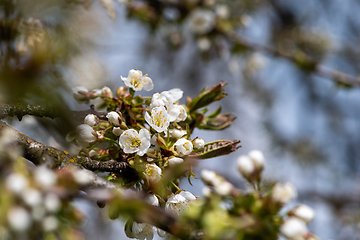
xmin=142 ymin=77 xmax=154 ymax=91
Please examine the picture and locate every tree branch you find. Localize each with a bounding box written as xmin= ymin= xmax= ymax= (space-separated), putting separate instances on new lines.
xmin=0 ymin=120 xmax=131 ymax=173
xmin=226 ymin=32 xmax=360 ymax=87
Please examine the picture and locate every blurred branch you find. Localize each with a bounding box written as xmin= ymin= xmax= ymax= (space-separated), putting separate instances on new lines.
xmin=226 ymin=32 xmax=360 ymax=87
xmin=0 ymin=121 xmax=131 ymax=172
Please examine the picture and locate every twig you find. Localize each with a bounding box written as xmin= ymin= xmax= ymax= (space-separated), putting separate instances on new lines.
xmin=226 ymin=32 xmax=360 ymax=87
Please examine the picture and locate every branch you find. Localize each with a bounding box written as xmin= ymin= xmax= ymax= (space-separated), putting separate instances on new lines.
xmin=226 ymin=32 xmax=360 ymax=87
xmin=0 ymin=120 xmax=131 ymax=173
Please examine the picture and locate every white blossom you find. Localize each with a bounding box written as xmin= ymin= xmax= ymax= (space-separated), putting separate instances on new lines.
xmin=132 ymin=222 xmax=155 ymax=240
xmin=200 ymin=169 xmax=221 ymax=186
xmin=75 ymin=124 xmax=97 ymax=147
xmin=145 ymin=194 xmax=159 ymax=206
xmin=193 ymin=138 xmax=205 ymax=149
xmin=165 ymin=191 xmax=196 ymax=215
xmin=22 ymin=188 xmax=42 ymax=207
xmin=292 ymin=204 xmax=315 ymax=223
xmin=174 ymin=138 xmax=193 ymax=156
xmin=248 ymin=150 xmax=264 ymax=169
xmin=5 ymin=173 xmax=28 ymax=194
xmin=144 ymin=164 xmax=162 ymax=183
xmin=84 ymin=114 xmax=97 ymax=126
xmin=214 ymin=181 xmax=233 ymax=196
xmin=106 ymin=111 xmax=121 ymax=126
xmin=119 ymin=129 xmax=151 ymax=156
xmin=7 ymin=207 xmax=31 ymax=232
xmin=186 ymin=8 xmax=216 ymax=34
xmin=168 ymin=157 xmax=184 ymax=167
xmin=173 ymin=105 xmax=187 ymax=122
xmin=44 ymin=193 xmax=61 ymax=213
xmin=101 ymin=86 xmax=113 ymax=97
xmin=145 ymin=107 xmax=170 ymax=133
xmin=272 ymin=182 xmax=297 ymax=205
xmin=150 ymin=89 xmax=183 ymax=109
xmin=34 ymin=166 xmax=57 ymax=189
xmin=237 ymin=155 xmax=255 ymax=178
xmin=42 ymin=216 xmax=58 ymax=232
xmin=121 ymin=69 xmax=153 ymax=91
xmin=280 ymin=217 xmax=308 ymax=240
xmin=112 ymin=127 xmax=123 ymax=136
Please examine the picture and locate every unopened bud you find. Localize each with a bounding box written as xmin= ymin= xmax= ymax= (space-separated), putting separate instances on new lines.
xmin=193 ymin=138 xmax=205 ymax=149
xmin=168 ymin=157 xmax=184 ymax=167
xmin=106 ymin=111 xmax=121 ymax=126
xmin=248 ymin=150 xmax=264 ymax=170
xmin=272 ymin=182 xmax=297 ymax=205
xmin=280 ymin=217 xmax=308 ymax=240
xmin=291 ymin=204 xmax=315 ymax=223
xmin=112 ymin=127 xmax=123 ymax=136
xmin=84 ymin=114 xmax=98 ymax=126
xmin=101 ymin=86 xmax=113 ymax=98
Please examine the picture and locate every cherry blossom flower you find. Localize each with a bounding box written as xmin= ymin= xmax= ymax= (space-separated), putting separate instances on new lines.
xmin=145 ymin=107 xmax=170 ymax=133
xmin=174 ymin=138 xmax=193 ymax=156
xmin=150 ymin=89 xmax=183 ymax=109
xmin=292 ymin=204 xmax=315 ymax=223
xmin=144 ymin=164 xmax=162 ymax=183
xmin=119 ymin=129 xmax=151 ymax=156
xmin=121 ymin=69 xmax=153 ymax=91
xmin=272 ymin=182 xmax=297 ymax=205
xmin=74 ymin=124 xmax=97 ymax=147
xmin=193 ymin=138 xmax=205 ymax=149
xmin=168 ymin=129 xmax=187 ymax=139
xmin=280 ymin=217 xmax=308 ymax=240
xmin=132 ymin=222 xmax=154 ymax=240
xmin=186 ymin=8 xmax=216 ymax=34
xmin=165 ymin=191 xmax=196 ymax=216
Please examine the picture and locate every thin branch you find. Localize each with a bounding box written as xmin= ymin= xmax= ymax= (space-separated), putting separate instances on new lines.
xmin=226 ymin=32 xmax=360 ymax=87
xmin=0 ymin=120 xmax=131 ymax=173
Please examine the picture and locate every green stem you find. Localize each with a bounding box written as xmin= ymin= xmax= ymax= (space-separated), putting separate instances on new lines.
xmin=170 ymin=181 xmax=180 ymax=191
xmin=104 ymin=137 xmax=118 ymax=144
xmin=129 ymin=88 xmax=135 ymax=98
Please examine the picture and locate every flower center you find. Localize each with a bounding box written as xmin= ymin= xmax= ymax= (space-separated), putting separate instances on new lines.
xmin=152 ymin=110 xmax=166 ymax=127
xmin=125 ymin=136 xmax=141 ymax=149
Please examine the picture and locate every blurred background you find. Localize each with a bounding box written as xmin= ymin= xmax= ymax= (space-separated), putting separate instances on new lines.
xmin=1 ymin=0 xmax=360 ymax=239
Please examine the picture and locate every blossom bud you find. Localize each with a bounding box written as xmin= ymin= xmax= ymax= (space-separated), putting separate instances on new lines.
xmin=202 ymin=186 xmax=212 ymax=197
xmin=84 ymin=114 xmax=98 ymax=126
xmin=280 ymin=217 xmax=308 ymax=239
xmin=193 ymin=138 xmax=205 ymax=149
xmin=6 ymin=173 xmax=28 ymax=194
xmin=112 ymin=127 xmax=123 ymax=136
xmin=73 ymin=86 xmax=89 ymax=104
xmin=214 ymin=181 xmax=233 ymax=196
xmin=145 ymin=194 xmax=159 ymax=206
xmin=7 ymin=207 xmax=31 ymax=232
xmin=248 ymin=150 xmax=264 ymax=170
xmin=22 ymin=188 xmax=42 ymax=207
xmin=237 ymin=155 xmax=255 ymax=179
xmin=106 ymin=111 xmax=121 ymax=126
xmin=291 ymin=204 xmax=315 ymax=223
xmin=272 ymin=182 xmax=297 ymax=205
xmin=174 ymin=138 xmax=193 ymax=156
xmin=168 ymin=157 xmax=184 ymax=167
xmin=75 ymin=124 xmax=97 ymax=147
xmin=169 ymin=129 xmax=187 ymax=139
xmin=101 ymin=86 xmax=113 ymax=98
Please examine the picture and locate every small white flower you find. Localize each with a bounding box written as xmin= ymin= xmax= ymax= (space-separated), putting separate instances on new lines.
xmin=121 ymin=69 xmax=153 ymax=91
xmin=237 ymin=155 xmax=255 ymax=178
xmin=112 ymin=127 xmax=123 ymax=136
xmin=75 ymin=124 xmax=97 ymax=147
xmin=145 ymin=107 xmax=170 ymax=133
xmin=44 ymin=193 xmax=61 ymax=213
xmin=7 ymin=207 xmax=31 ymax=232
xmin=150 ymin=89 xmax=183 ymax=110
xmin=42 ymin=216 xmax=58 ymax=232
xmin=193 ymin=138 xmax=205 ymax=149
xmin=106 ymin=111 xmax=121 ymax=126
xmin=144 ymin=164 xmax=162 ymax=183
xmin=167 ymin=104 xmax=187 ymax=122
xmin=168 ymin=157 xmax=184 ymax=167
xmin=84 ymin=114 xmax=97 ymax=126
xmin=280 ymin=217 xmax=308 ymax=240
xmin=174 ymin=138 xmax=193 ymax=156
xmin=186 ymin=8 xmax=216 ymax=34
xmin=34 ymin=166 xmax=57 ymax=189
xmin=272 ymin=182 xmax=297 ymax=205
xmin=132 ymin=222 xmax=155 ymax=240
xmin=22 ymin=188 xmax=42 ymax=207
xmin=119 ymin=129 xmax=151 ymax=156
xmin=5 ymin=173 xmax=28 ymax=194
xmin=165 ymin=191 xmax=196 ymax=215
xmin=292 ymin=204 xmax=315 ymax=223
xmin=168 ymin=129 xmax=187 ymax=139
xmin=200 ymin=169 xmax=221 ymax=186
